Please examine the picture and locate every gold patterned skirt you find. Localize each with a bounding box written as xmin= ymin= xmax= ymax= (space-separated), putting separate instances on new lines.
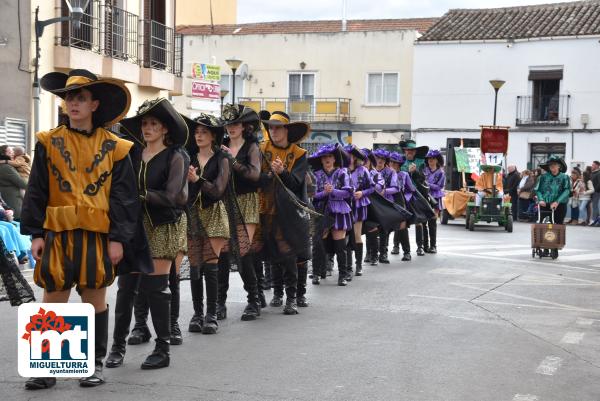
xmin=237 ymin=192 xmax=260 ymax=225
xmin=199 ymin=201 xmax=230 ymax=239
xmin=143 ymin=214 xmax=187 ymax=260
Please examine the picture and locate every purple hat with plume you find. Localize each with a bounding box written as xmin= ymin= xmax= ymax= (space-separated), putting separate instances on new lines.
xmin=309 ymin=143 xmax=344 ymax=171
xmin=372 ymin=148 xmax=390 ymax=160
xmin=389 ymin=151 xmax=406 ymax=165
xmin=425 ymin=149 xmax=444 ymax=166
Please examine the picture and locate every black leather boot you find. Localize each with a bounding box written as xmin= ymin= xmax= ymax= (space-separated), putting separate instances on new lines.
xmin=240 ymin=253 xmax=261 ymax=321
xmin=216 ymin=253 xmax=229 ymax=320
xmin=80 ymin=308 xmax=109 ymax=386
xmin=188 ymin=269 xmax=204 ymax=332
xmin=370 ymin=232 xmax=379 ymax=266
xmin=416 ymin=224 xmax=425 ymax=256
xmin=378 ymin=231 xmax=390 ymax=264
xmin=128 ymin=290 xmax=151 ymax=345
xmin=253 ymin=257 xmax=267 ymax=308
xmin=333 ymin=239 xmax=348 ymax=286
xmin=140 ymin=275 xmax=171 ymax=369
xmin=355 ymin=243 xmax=363 ymax=276
xmin=391 ymin=230 xmax=400 ymax=254
xmin=263 ymin=261 xmax=272 ymax=290
xmin=25 ymin=377 xmax=56 ymax=390
xmin=296 ymin=261 xmax=308 ymax=307
xmin=169 ymin=264 xmax=182 ymax=345
xmin=427 ymin=218 xmax=437 ymax=253
xmin=400 ymin=228 xmax=412 ymax=261
xmin=363 ymin=233 xmax=372 ymax=264
xmin=345 ymin=246 xmax=353 ymax=281
xmin=270 ymin=262 xmax=284 ymax=306
xmin=422 ymin=221 xmax=430 ymax=253
xmin=106 ymin=274 xmax=138 ymax=368
xmin=202 ymin=263 xmax=219 ymax=334
xmin=282 ymin=258 xmax=299 ymax=315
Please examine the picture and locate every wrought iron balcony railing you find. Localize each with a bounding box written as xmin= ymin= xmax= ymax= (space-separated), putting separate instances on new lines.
xmin=238 ymin=97 xmax=354 ymax=123
xmin=59 ymin=0 xmax=101 ymax=53
xmin=102 ymin=5 xmax=138 ymax=63
xmin=141 ymin=19 xmax=177 ymax=73
xmin=516 ymin=94 xmax=570 ymax=126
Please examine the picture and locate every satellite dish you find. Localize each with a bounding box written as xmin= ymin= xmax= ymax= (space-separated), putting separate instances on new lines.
xmin=238 ymin=64 xmax=249 ymax=80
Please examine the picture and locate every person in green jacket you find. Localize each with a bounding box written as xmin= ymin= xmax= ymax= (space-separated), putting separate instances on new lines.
xmin=534 ymin=156 xmax=570 ymax=224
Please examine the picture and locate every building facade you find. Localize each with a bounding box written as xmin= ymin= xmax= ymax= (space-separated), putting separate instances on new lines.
xmin=27 ymin=0 xmax=184 ymax=148
xmin=175 ymin=19 xmax=436 ymax=151
xmin=176 ymin=0 xmax=236 ymax=26
xmin=412 ymin=2 xmax=600 ymax=170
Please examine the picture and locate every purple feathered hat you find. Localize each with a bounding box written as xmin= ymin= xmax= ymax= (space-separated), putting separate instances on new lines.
xmin=425 ymin=149 xmax=444 ymax=167
xmin=389 ymin=151 xmax=406 ymax=165
xmin=309 ymin=143 xmax=344 ymax=171
xmin=372 ymin=148 xmax=390 ymax=162
xmin=344 ymin=144 xmax=367 ymax=163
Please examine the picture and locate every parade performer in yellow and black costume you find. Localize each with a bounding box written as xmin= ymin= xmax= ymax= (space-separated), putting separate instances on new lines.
xmin=258 ymin=111 xmax=310 ymax=315
xmin=117 ymin=98 xmax=189 ymax=370
xmin=21 ymin=69 xmax=138 ymax=389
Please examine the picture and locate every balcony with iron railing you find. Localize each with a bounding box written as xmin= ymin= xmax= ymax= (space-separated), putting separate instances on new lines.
xmin=516 ymin=94 xmax=570 ymax=126
xmin=55 ymin=0 xmax=183 ymax=91
xmin=238 ymin=97 xmax=354 ymax=123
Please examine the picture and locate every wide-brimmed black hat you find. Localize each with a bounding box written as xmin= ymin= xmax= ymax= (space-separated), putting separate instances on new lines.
xmin=262 ymin=111 xmax=310 ymax=143
xmin=120 ymin=98 xmax=189 ymax=147
xmin=343 ymin=144 xmax=367 ymax=162
xmin=400 ymin=139 xmax=429 ymax=159
xmin=221 ymin=104 xmax=260 ymax=136
xmin=308 ymin=143 xmax=344 ymax=171
xmin=41 ymin=69 xmax=131 ymax=127
xmin=183 ymin=114 xmax=225 ymax=156
xmin=539 ymin=155 xmax=567 ymax=173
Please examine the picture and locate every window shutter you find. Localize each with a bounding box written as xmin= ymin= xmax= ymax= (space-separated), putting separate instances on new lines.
xmin=528 ymin=69 xmax=563 ymax=80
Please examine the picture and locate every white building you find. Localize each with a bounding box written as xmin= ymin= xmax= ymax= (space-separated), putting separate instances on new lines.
xmin=175 ymin=18 xmax=437 ymax=152
xmin=412 ymin=1 xmax=600 ymax=171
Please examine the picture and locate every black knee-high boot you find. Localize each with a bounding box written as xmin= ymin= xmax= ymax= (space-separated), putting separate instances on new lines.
xmin=416 ymin=224 xmax=425 ymax=256
xmin=106 ymin=274 xmax=139 ymax=368
xmin=334 ymin=239 xmax=348 ymax=286
xmin=345 ymin=241 xmax=354 ymax=282
xmin=367 ymin=231 xmax=378 ymax=266
xmin=216 ymin=253 xmax=230 ymax=320
xmin=128 ymin=287 xmax=151 ymax=345
xmin=253 ymin=256 xmax=267 ymax=308
xmin=140 ymin=274 xmax=171 ymax=370
xmin=354 ymin=242 xmax=364 ymax=276
xmin=422 ymin=221 xmax=430 ymax=252
xmin=427 ymin=218 xmax=438 ymax=253
xmin=400 ymin=228 xmax=411 ymax=261
xmin=263 ymin=261 xmax=272 ymax=290
xmin=378 ymin=231 xmax=390 ymax=264
xmin=188 ymin=266 xmax=204 ymax=332
xmin=270 ymin=261 xmax=284 ymax=306
xmin=169 ymin=264 xmax=182 ymax=345
xmin=79 ymin=308 xmax=109 ymax=386
xmin=312 ymin=236 xmax=326 ymax=284
xmin=239 ymin=252 xmax=261 ymax=320
xmin=202 ymin=262 xmax=219 ymax=334
xmin=296 ymin=260 xmax=308 ymax=306
xmin=282 ymin=257 xmax=299 ymax=315
xmin=391 ymin=230 xmax=400 ymax=254
xmin=364 ymin=233 xmax=372 ymax=264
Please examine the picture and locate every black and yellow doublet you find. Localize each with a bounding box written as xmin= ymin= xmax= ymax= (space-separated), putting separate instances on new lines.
xmin=21 ymin=125 xmax=138 ymax=292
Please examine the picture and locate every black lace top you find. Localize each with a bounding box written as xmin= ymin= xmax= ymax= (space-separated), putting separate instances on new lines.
xmin=188 ymin=149 xmax=230 ymax=209
xmin=223 ymin=138 xmax=261 ymax=196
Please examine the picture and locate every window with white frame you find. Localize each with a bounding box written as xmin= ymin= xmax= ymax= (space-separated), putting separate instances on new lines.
xmin=366 ymin=73 xmax=399 ymax=105
xmin=288 ymin=73 xmax=315 ymax=100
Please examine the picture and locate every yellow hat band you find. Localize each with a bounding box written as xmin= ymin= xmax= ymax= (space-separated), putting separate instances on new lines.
xmin=270 ymin=114 xmax=289 ymax=124
xmin=66 ymin=76 xmax=94 ymax=87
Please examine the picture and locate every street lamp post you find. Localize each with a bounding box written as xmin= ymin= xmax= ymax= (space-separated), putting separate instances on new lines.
xmin=33 ymin=0 xmax=89 ymax=133
xmin=489 ymin=79 xmax=505 ymax=127
xmin=220 ymin=89 xmax=229 ymax=114
xmin=225 ymin=57 xmax=242 ymax=104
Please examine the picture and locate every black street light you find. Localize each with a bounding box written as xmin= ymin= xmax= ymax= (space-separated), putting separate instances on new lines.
xmin=225 ymin=57 xmax=242 ymax=104
xmin=220 ymin=89 xmax=229 ymax=114
xmin=489 ymin=79 xmax=506 ymax=127
xmin=33 ymin=0 xmax=90 ymax=133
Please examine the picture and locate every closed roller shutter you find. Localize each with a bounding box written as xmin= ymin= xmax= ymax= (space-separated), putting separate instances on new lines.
xmin=0 ymin=118 xmax=28 ymax=151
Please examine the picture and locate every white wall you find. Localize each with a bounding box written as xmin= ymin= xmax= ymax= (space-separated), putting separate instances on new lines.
xmin=412 ymin=38 xmax=600 ymax=130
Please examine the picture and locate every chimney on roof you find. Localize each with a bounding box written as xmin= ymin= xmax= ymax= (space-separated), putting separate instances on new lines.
xmin=342 ymin=0 xmax=347 ymax=32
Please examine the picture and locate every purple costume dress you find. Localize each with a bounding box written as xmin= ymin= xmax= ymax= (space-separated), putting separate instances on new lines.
xmin=313 ymin=168 xmax=354 ymax=231
xmin=349 ymin=165 xmax=375 ymax=222
xmin=424 ymin=167 xmax=445 ymax=211
xmin=377 ymin=167 xmax=399 ymax=202
xmin=396 ymin=170 xmax=416 ymax=205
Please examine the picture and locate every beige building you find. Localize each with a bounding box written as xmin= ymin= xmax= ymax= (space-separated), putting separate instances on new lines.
xmin=175 ymin=18 xmax=437 ymax=151
xmin=176 ymin=0 xmax=236 ymax=26
xmin=31 ymin=0 xmax=184 ymax=143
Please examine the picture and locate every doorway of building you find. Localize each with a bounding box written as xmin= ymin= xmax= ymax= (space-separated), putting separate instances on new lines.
xmin=529 ymin=143 xmax=566 ymax=170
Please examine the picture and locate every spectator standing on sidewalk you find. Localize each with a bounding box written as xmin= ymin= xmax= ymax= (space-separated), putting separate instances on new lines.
xmin=517 ymin=169 xmax=535 ymax=221
xmin=577 ymin=170 xmax=595 ymax=225
xmin=591 ymin=161 xmax=600 ymax=224
xmin=504 ymin=165 xmax=521 ymax=220
xmin=566 ymin=168 xmax=583 ymax=224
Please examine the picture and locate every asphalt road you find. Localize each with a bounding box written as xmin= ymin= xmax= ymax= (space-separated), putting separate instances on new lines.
xmin=1 ymin=220 xmax=599 ymax=401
